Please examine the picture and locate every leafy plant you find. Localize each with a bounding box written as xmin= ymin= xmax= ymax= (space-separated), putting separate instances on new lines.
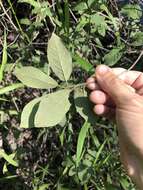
xmin=0 ymin=0 xmax=142 ymax=189
xmin=14 ymin=33 xmax=94 ymax=129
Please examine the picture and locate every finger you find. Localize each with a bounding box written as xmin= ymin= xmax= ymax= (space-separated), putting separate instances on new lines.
xmin=137 ymin=87 xmax=143 ymax=95
xmin=87 ymin=68 xmax=142 ymax=91
xmin=93 ymin=104 xmax=115 ymax=119
xmin=112 ymin=68 xmax=142 ymax=87
xmin=86 ymin=77 xmax=100 ymax=90
xmin=90 ymin=90 xmax=107 ymax=104
xmin=95 ymin=65 xmax=137 ymax=105
xmin=131 ymin=73 xmax=143 ymax=91
xmin=87 ymin=81 xmax=100 ymax=91
xmin=89 ymin=90 xmax=115 ymax=107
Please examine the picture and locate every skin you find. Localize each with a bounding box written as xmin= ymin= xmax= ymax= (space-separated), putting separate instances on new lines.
xmin=86 ymin=65 xmax=143 ymax=189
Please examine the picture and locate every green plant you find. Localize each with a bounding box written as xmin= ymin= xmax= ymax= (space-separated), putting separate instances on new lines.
xmin=14 ymin=33 xmax=93 ymax=128
xmin=0 ymin=0 xmax=143 ymax=189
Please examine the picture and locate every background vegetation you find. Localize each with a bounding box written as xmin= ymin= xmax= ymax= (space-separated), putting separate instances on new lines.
xmin=0 ymin=0 xmax=143 ymax=189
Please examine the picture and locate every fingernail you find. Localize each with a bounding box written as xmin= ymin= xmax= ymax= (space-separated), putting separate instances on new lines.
xmin=96 ymin=65 xmax=109 ymax=76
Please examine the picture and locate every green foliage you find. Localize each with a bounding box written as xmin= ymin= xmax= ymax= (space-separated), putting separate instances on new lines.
xmin=0 ymin=83 xmax=24 ymax=95
xmin=74 ymin=88 xmax=97 ymax=125
xmin=73 ymin=54 xmax=93 ymax=72
xmin=131 ymin=32 xmax=143 ymax=46
xmin=48 ymin=33 xmax=72 ymax=81
xmin=35 ymin=89 xmax=71 ymax=127
xmin=121 ymin=4 xmax=142 ymax=20
xmin=14 ymin=66 xmax=58 ymax=89
xmin=76 ymin=122 xmax=90 ymax=166
xmin=20 ymin=96 xmax=42 ymax=128
xmin=0 ymin=31 xmax=7 ymax=81
xmin=0 ymin=0 xmax=142 ymax=189
xmin=90 ymin=13 xmax=108 ymax=37
xmin=104 ymin=47 xmax=123 ymax=66
xmin=0 ymin=149 xmax=18 ymax=167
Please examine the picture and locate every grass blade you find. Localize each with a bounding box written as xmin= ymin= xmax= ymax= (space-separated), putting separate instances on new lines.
xmin=64 ymin=0 xmax=70 ymax=36
xmin=0 ymin=83 xmax=24 ymax=95
xmin=0 ymin=149 xmax=18 ymax=167
xmin=0 ymin=31 xmax=7 ymax=81
xmin=76 ymin=122 xmax=90 ymax=166
xmin=93 ymin=139 xmax=107 ymax=166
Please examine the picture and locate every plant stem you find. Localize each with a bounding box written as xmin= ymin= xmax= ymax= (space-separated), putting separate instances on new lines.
xmin=127 ymin=50 xmax=143 ymax=71
xmin=61 ymin=50 xmax=143 ymax=91
xmin=118 ymin=50 xmax=143 ymax=77
xmin=7 ymin=0 xmax=30 ymax=43
xmin=84 ymin=184 xmax=88 ymax=190
xmin=0 ymin=0 xmax=18 ymax=31
xmin=59 ymin=82 xmax=87 ymax=90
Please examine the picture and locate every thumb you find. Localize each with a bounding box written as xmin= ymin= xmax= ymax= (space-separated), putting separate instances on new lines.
xmin=95 ymin=65 xmax=135 ymax=105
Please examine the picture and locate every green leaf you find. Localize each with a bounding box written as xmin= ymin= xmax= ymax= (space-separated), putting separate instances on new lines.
xmin=120 ymin=178 xmax=130 ymax=189
xmin=64 ymin=0 xmax=70 ymax=35
xmin=74 ymin=2 xmax=87 ymax=12
xmin=104 ymin=48 xmax=123 ymax=66
xmin=73 ymin=54 xmax=93 ymax=72
xmin=59 ymin=126 xmax=66 ymax=146
xmin=0 ymin=149 xmax=18 ymax=167
xmin=131 ymin=32 xmax=143 ymax=46
xmin=121 ymin=4 xmax=142 ymax=20
xmin=35 ymin=90 xmax=71 ymax=127
xmin=90 ymin=13 xmax=108 ymax=37
xmin=78 ymin=164 xmax=92 ymax=184
xmin=14 ymin=66 xmax=58 ymax=89
xmin=93 ymin=139 xmax=107 ymax=166
xmin=20 ymin=96 xmax=42 ymax=128
xmin=0 ymin=30 xmax=7 ymax=81
xmin=100 ymin=4 xmax=119 ymax=31
xmin=88 ymin=0 xmax=96 ymax=7
xmin=57 ymin=183 xmax=70 ymax=190
xmin=76 ymin=122 xmax=90 ymax=166
xmin=20 ymin=18 xmax=31 ymax=25
xmin=38 ymin=184 xmax=49 ymax=190
xmin=48 ymin=33 xmax=72 ymax=81
xmin=106 ymin=184 xmax=118 ymax=190
xmin=3 ymin=162 xmax=8 ymax=174
xmin=74 ymin=88 xmax=97 ymax=125
xmin=0 ymin=83 xmax=24 ymax=95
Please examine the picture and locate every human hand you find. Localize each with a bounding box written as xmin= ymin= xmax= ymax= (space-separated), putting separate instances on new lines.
xmin=86 ymin=65 xmax=143 ymax=189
